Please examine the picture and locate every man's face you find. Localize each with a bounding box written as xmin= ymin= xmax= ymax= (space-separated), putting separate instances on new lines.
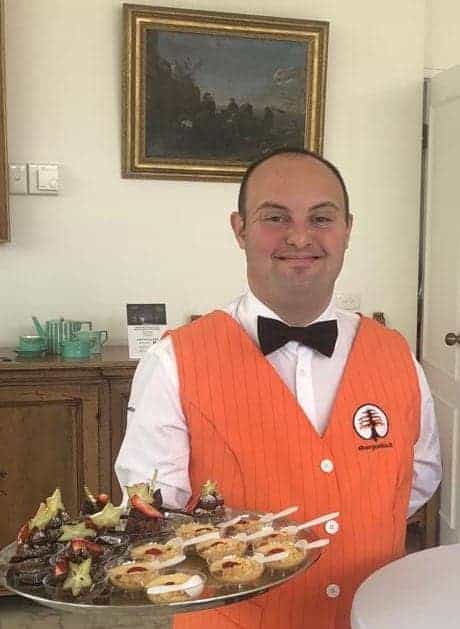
xmin=231 ymin=154 xmax=353 ymax=309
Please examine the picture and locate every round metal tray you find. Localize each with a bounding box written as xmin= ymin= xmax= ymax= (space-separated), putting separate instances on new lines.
xmin=0 ymin=510 xmax=323 ymax=618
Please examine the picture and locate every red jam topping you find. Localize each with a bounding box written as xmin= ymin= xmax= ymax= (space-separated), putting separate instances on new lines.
xmin=267 ymin=547 xmax=284 ymax=555
xmin=146 ymin=548 xmax=163 ymax=556
xmin=165 ymin=581 xmax=175 ymax=585
xmin=222 ymin=560 xmax=239 ymax=568
xmin=127 ymin=566 xmax=148 ymax=573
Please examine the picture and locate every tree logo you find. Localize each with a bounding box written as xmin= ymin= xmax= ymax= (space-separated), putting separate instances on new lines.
xmin=353 ymin=404 xmax=389 ymax=441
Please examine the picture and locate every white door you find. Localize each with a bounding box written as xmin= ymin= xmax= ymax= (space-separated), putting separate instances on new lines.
xmin=423 ymin=65 xmax=460 ymax=545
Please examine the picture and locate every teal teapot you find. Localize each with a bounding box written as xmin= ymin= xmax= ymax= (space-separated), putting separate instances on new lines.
xmin=32 ymin=316 xmax=93 ymax=355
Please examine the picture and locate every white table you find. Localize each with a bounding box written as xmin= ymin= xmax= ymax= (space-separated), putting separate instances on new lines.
xmin=351 ymin=544 xmax=460 ymax=629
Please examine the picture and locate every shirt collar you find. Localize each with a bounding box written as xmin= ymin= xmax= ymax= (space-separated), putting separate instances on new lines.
xmin=234 ymin=289 xmax=338 ymax=347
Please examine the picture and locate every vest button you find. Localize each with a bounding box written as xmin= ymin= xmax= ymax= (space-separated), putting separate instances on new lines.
xmin=325 ymin=519 xmax=339 ymax=535
xmin=326 ymin=583 xmax=341 ymax=598
xmin=320 ymin=459 xmax=334 ymax=473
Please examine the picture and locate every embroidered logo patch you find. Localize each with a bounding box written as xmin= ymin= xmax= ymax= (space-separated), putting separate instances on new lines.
xmin=353 ymin=404 xmax=389 ymax=441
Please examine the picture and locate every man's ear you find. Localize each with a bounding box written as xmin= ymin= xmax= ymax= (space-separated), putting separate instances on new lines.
xmin=230 ymin=211 xmax=246 ymax=249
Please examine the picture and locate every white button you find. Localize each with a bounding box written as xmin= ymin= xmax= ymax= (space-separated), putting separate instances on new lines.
xmin=325 ymin=519 xmax=339 ymax=535
xmin=326 ymin=583 xmax=340 ymax=598
xmin=320 ymin=459 xmax=334 ymax=473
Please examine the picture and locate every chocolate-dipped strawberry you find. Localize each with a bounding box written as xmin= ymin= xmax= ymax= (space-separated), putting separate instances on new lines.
xmin=124 ymin=479 xmax=164 ymax=538
xmin=192 ymin=480 xmax=225 ymax=522
xmin=79 ymin=485 xmax=110 ymax=517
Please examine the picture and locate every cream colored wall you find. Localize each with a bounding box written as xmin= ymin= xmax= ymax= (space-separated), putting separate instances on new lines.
xmin=1 ymin=0 xmax=425 ymax=348
xmin=425 ymin=0 xmax=460 ymax=72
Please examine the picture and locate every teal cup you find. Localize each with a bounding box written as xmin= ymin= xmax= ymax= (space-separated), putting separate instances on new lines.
xmin=75 ymin=330 xmax=108 ymax=354
xmin=19 ymin=335 xmax=46 ymax=352
xmin=61 ymin=338 xmax=91 ymax=359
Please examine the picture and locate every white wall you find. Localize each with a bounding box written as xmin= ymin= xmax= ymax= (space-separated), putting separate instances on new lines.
xmin=1 ymin=0 xmax=426 ymax=348
xmin=425 ymin=0 xmax=460 ymax=72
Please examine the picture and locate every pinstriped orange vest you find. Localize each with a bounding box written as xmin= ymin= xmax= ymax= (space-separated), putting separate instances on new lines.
xmin=170 ymin=311 xmax=420 ymax=629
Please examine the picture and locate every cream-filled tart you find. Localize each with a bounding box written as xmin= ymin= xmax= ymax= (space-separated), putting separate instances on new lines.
xmin=196 ymin=537 xmax=247 ymax=563
xmin=107 ymin=561 xmax=158 ymax=591
xmin=209 ymin=555 xmax=264 ymax=584
xmin=130 ymin=540 xmax=182 ymax=563
xmin=224 ymin=516 xmax=264 ymax=537
xmin=256 ymin=541 xmax=306 ymax=570
xmin=145 ymin=572 xmax=205 ymax=604
xmin=174 ymin=522 xmax=217 ymax=541
xmin=252 ymin=530 xmax=297 ymax=548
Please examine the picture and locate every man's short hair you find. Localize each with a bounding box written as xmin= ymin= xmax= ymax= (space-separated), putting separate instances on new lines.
xmin=237 ymin=148 xmax=350 ymax=223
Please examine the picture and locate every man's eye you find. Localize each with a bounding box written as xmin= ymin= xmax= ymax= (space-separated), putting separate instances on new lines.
xmin=312 ymin=215 xmax=333 ymax=225
xmin=263 ymin=215 xmax=287 ymax=223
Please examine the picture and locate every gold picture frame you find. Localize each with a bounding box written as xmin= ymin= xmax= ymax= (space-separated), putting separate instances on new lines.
xmin=0 ymin=0 xmax=9 ymax=242
xmin=122 ymin=4 xmax=328 ymax=182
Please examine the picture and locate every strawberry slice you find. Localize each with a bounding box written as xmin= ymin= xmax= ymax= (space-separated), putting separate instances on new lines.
xmin=131 ymin=494 xmax=162 ymax=519
xmin=97 ymin=493 xmax=109 ymax=506
xmin=71 ymin=538 xmax=104 ymax=555
xmin=17 ymin=523 xmax=30 ymax=545
xmin=54 ymin=557 xmax=69 ymax=577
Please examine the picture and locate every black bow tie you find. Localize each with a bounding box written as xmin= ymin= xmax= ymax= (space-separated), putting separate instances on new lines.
xmin=257 ymin=316 xmax=338 ymax=357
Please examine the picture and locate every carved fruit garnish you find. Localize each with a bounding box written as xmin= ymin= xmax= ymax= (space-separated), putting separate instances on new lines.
xmin=97 ymin=493 xmax=109 ymax=506
xmin=54 ymin=557 xmax=69 ymax=577
xmin=88 ymin=502 xmax=123 ymax=529
xmin=58 ymin=522 xmax=96 ymax=542
xmin=126 ymin=483 xmax=153 ymax=505
xmin=29 ymin=488 xmax=65 ymax=531
xmin=62 ymin=558 xmax=92 ymax=597
xmin=71 ymin=539 xmax=104 ymax=556
xmin=222 ymin=560 xmax=239 ymax=568
xmin=130 ymin=494 xmax=162 ymax=519
xmin=127 ymin=566 xmax=147 ymax=574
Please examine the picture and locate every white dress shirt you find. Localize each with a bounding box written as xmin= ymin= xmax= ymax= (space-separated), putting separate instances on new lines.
xmin=115 ymin=290 xmax=441 ymax=516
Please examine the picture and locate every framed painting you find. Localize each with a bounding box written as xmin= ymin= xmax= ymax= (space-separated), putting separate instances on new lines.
xmin=122 ymin=4 xmax=329 ymax=182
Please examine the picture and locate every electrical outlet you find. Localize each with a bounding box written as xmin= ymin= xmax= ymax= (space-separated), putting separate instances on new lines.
xmin=8 ymin=163 xmax=27 ymax=194
xmin=336 ymin=292 xmax=361 ymax=310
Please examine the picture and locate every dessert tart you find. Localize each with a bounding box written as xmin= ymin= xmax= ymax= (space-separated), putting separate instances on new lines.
xmin=130 ymin=540 xmax=183 ymax=563
xmin=256 ymin=541 xmax=306 ymax=570
xmin=145 ymin=571 xmax=205 ymax=604
xmin=252 ymin=530 xmax=297 ymax=548
xmin=107 ymin=561 xmax=158 ymax=591
xmin=225 ymin=516 xmax=264 ymax=537
xmin=196 ymin=537 xmax=247 ymax=563
xmin=174 ymin=522 xmax=218 ymax=541
xmin=209 ymin=555 xmax=264 ymax=585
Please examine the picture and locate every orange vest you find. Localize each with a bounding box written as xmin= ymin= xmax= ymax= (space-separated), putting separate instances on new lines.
xmin=170 ymin=311 xmax=420 ymax=629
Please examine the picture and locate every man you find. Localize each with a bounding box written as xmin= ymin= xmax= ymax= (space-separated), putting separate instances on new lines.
xmin=116 ymin=149 xmax=441 ymax=628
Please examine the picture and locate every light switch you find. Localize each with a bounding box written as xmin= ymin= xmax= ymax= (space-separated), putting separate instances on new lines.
xmin=8 ymin=163 xmax=28 ymax=194
xmin=28 ymin=163 xmax=59 ymax=195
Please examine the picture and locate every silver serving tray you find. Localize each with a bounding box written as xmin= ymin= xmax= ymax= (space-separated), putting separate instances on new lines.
xmin=0 ymin=510 xmax=323 ymax=618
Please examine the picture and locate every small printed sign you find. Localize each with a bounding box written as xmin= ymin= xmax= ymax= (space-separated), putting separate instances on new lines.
xmin=126 ymin=303 xmax=167 ymax=359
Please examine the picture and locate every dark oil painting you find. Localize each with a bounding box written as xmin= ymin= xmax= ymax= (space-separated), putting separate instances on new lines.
xmin=144 ymin=30 xmax=308 ymax=162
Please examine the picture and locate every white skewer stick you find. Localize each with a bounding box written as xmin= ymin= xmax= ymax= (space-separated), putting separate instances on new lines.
xmin=280 ymin=511 xmax=340 ymax=535
xmin=296 ymin=538 xmax=330 ymax=550
xmin=234 ymin=526 xmax=274 ymax=542
xmin=253 ymin=551 xmax=289 ymax=564
xmin=147 ymin=574 xmax=204 ymax=596
xmin=259 ymin=506 xmax=299 ymax=523
xmin=217 ymin=514 xmax=249 ymax=529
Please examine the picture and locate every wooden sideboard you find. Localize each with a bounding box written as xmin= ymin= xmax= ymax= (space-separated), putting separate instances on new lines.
xmin=0 ymin=346 xmax=137 ymax=550
xmin=0 ymin=344 xmax=438 ymax=555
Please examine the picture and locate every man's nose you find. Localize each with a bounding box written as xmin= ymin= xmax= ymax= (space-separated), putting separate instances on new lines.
xmin=285 ymin=222 xmax=314 ymax=247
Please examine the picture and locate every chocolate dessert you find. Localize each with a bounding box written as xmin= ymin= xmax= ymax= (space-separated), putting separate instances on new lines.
xmin=192 ymin=480 xmax=225 ymax=522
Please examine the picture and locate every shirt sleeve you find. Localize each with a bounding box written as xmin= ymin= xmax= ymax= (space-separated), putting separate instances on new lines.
xmin=408 ymin=355 xmax=442 ymax=517
xmin=114 ymin=336 xmax=192 ymax=509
